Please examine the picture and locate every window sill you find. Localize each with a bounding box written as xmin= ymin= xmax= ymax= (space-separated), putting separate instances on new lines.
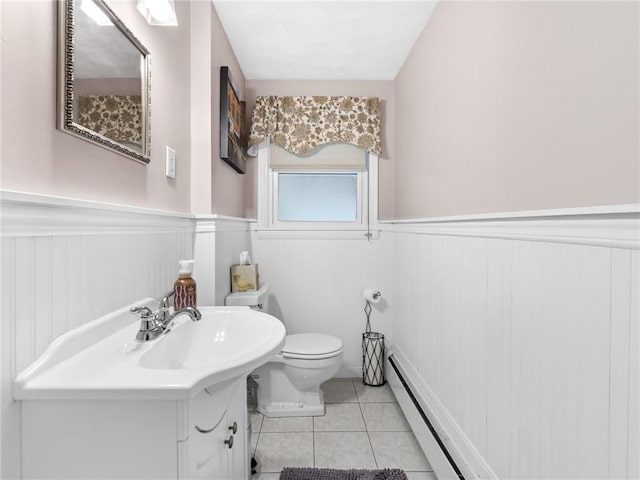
xmin=251 ymin=225 xmax=381 ymax=240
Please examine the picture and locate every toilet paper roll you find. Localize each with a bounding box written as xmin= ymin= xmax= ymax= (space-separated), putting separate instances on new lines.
xmin=362 ymin=288 xmax=382 ymax=304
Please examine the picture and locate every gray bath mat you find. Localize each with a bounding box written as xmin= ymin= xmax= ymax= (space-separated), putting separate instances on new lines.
xmin=279 ymin=467 xmax=408 ymax=480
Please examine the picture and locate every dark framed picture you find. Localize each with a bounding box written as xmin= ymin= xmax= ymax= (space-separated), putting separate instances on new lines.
xmin=219 ymin=66 xmax=246 ymax=174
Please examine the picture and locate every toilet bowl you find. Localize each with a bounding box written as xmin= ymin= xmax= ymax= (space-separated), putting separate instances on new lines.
xmin=253 ymin=333 xmax=343 ymax=416
xmin=225 ymin=284 xmax=343 ymax=417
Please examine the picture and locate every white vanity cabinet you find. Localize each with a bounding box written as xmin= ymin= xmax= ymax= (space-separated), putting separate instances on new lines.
xmin=22 ymin=377 xmax=248 ymax=480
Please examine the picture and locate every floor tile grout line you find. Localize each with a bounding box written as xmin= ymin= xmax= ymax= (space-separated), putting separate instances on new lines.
xmin=314 ymin=431 xmax=367 ymax=434
xmin=359 ymin=401 xmax=399 ymax=403
xmin=356 ymin=387 xmax=380 ymax=470
xmin=351 ymin=378 xmax=363 ymax=403
xmin=254 ymin=432 xmax=260 ymax=458
xmin=312 ymin=419 xmax=316 ymax=468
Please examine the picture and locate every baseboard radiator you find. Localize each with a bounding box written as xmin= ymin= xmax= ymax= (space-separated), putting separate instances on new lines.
xmin=387 ymin=354 xmax=465 ymax=480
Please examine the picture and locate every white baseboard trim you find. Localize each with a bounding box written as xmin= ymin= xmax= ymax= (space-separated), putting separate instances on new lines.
xmin=387 ymin=341 xmax=498 ymax=480
xmin=386 ymin=355 xmax=461 ymax=480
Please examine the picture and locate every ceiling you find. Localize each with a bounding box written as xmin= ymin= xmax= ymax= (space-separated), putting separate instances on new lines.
xmin=212 ymin=1 xmax=438 ymax=80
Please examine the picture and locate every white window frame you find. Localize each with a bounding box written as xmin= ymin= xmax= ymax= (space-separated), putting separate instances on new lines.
xmin=255 ymin=140 xmax=379 ymax=239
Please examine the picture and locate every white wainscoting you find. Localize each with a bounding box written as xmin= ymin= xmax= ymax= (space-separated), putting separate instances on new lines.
xmin=194 ymin=216 xmax=252 ymax=306
xmin=3 ymin=191 xmax=637 ymax=480
xmin=250 ymin=231 xmax=393 ymax=377
xmin=0 ymin=191 xmax=196 ymax=478
xmin=0 ymin=191 xmax=254 ymax=479
xmin=389 ymin=208 xmax=639 ymax=480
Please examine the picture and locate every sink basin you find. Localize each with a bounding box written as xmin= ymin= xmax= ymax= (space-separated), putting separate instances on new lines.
xmin=138 ymin=309 xmax=282 ymax=370
xmin=14 ymin=301 xmax=286 ymax=400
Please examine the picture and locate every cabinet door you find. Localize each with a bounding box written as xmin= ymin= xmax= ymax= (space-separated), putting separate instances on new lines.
xmin=182 ymin=379 xmax=248 ymax=480
xmin=187 ymin=388 xmax=231 ymax=479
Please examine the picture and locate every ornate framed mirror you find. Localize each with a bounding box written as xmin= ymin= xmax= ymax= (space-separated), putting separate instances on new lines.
xmin=58 ymin=0 xmax=151 ymax=164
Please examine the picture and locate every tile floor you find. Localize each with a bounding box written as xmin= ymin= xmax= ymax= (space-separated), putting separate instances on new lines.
xmin=250 ymin=378 xmax=437 ymax=480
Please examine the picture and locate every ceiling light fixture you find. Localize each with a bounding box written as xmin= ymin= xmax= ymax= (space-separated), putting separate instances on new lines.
xmin=80 ymin=0 xmax=113 ymax=26
xmin=137 ymin=0 xmax=178 ymax=26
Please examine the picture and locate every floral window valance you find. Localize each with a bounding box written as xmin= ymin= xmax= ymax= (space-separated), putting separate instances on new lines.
xmin=248 ymin=96 xmax=381 ymax=157
xmin=78 ymin=95 xmax=142 ymax=147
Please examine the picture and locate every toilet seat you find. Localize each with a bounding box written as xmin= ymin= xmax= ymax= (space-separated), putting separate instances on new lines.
xmin=280 ymin=333 xmax=343 ymax=360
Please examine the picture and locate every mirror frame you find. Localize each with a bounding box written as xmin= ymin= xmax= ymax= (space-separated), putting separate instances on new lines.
xmin=58 ymin=0 xmax=151 ymax=164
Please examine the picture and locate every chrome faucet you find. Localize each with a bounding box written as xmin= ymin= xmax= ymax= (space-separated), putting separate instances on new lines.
xmin=130 ymin=290 xmax=202 ymax=342
xmin=162 ymin=306 xmax=202 ymax=334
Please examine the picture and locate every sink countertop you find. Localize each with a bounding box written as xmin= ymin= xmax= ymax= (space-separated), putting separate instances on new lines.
xmin=14 ymin=302 xmax=286 ymax=401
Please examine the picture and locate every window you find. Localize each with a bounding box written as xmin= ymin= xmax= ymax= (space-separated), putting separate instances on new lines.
xmin=256 ymin=141 xmax=378 ymax=237
xmin=275 ymin=172 xmax=360 ymax=223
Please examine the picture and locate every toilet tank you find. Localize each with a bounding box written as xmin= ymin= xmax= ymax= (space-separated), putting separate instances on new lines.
xmin=224 ymin=283 xmax=270 ymax=313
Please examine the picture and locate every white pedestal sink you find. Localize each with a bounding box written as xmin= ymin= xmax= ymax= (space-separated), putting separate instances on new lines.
xmin=15 ymin=299 xmax=286 ymax=479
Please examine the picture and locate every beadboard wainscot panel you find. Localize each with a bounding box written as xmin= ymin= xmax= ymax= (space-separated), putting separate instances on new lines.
xmin=193 ymin=215 xmax=252 ymax=306
xmin=250 ymin=230 xmax=393 ymax=377
xmin=387 ymin=204 xmax=640 ymax=480
xmin=629 ymin=248 xmax=639 ymax=480
xmin=0 ymin=190 xmax=195 ymax=478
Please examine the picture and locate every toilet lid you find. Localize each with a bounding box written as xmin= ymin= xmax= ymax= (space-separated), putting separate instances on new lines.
xmin=281 ymin=333 xmax=343 ymax=359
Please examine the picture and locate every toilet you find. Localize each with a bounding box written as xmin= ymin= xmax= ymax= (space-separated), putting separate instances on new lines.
xmin=225 ymin=284 xmax=343 ymax=417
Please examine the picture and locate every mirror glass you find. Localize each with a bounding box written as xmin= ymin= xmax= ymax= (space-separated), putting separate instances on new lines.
xmin=59 ymin=0 xmax=151 ymax=163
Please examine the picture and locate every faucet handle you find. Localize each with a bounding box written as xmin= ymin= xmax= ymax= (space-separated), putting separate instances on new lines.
xmin=131 ymin=306 xmax=161 ymax=342
xmin=160 ymin=289 xmax=175 ymax=309
xmin=130 ymin=306 xmax=153 ymax=318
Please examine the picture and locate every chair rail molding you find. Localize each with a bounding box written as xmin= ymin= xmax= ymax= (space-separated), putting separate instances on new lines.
xmin=193 ymin=214 xmax=254 ymax=233
xmin=0 ymin=190 xmax=194 ymax=237
xmin=381 ymin=204 xmax=640 ymax=249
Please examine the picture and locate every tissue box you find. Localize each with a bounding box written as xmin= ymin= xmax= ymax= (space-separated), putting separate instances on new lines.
xmin=230 ymin=264 xmax=259 ymax=292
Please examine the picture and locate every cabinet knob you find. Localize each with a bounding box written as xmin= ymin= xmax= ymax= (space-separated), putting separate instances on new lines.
xmin=229 ymin=422 xmax=238 ymax=434
xmin=224 ymin=435 xmax=234 ymax=449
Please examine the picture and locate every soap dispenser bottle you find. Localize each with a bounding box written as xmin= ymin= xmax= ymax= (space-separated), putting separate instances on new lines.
xmin=174 ymin=260 xmax=196 ymax=309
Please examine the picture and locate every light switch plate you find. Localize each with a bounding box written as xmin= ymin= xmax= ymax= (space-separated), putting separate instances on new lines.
xmin=165 ymin=146 xmax=176 ymax=178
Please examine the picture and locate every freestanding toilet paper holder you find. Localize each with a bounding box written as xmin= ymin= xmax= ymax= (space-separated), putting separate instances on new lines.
xmin=362 ymin=290 xmax=385 ymax=386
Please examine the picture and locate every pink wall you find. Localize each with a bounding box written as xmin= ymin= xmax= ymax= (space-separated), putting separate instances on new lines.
xmin=188 ymin=1 xmax=248 ymax=217
xmin=1 ymin=0 xmax=193 ymax=212
xmin=4 ymin=1 xmax=635 ymax=220
xmin=191 ymin=2 xmax=245 ymax=217
xmin=189 ymin=0 xmax=213 ymax=215
xmin=1 ymin=0 xmax=248 ymax=217
xmin=244 ymin=80 xmax=395 ymax=220
xmin=73 ymin=78 xmax=141 ymax=96
xmin=210 ymin=7 xmax=246 ymax=218
xmin=0 ymin=0 xmax=249 ymax=217
xmin=394 ymin=1 xmax=640 ymax=219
